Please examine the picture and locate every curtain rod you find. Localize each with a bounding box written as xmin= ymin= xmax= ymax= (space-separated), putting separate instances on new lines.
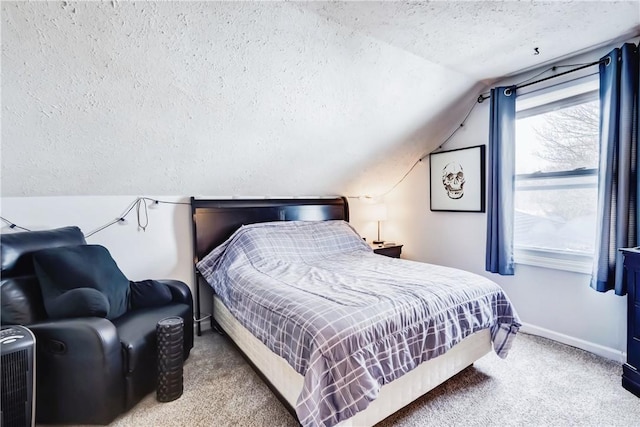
xmin=477 ymin=57 xmax=608 ymax=103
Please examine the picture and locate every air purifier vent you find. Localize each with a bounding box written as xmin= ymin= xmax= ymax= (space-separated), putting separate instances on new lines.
xmin=1 ymin=326 xmax=36 ymax=427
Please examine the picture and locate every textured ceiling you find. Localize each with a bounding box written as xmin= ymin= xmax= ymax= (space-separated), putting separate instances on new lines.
xmin=302 ymin=1 xmax=640 ymax=82
xmin=1 ymin=1 xmax=639 ymax=198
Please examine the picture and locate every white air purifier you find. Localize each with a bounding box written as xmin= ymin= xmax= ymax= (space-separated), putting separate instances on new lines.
xmin=1 ymin=325 xmax=36 ymax=427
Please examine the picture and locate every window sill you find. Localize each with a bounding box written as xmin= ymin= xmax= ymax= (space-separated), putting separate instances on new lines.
xmin=514 ymin=247 xmax=593 ymax=275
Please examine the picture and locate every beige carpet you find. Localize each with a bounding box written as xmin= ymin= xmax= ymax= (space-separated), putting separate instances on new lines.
xmin=91 ymin=330 xmax=639 ymax=427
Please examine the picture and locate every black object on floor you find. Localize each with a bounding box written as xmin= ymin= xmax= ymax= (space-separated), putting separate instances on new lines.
xmin=156 ymin=317 xmax=184 ymax=402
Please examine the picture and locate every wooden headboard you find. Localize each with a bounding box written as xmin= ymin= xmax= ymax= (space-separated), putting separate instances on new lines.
xmin=190 ymin=196 xmax=349 ymax=334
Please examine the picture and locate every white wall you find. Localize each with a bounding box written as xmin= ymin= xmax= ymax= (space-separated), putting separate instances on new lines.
xmin=0 ymin=196 xmax=193 ymax=284
xmin=383 ymin=42 xmax=636 ymax=361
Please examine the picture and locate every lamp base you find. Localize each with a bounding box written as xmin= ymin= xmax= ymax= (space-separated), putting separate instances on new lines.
xmin=372 ymin=240 xmax=385 ymax=245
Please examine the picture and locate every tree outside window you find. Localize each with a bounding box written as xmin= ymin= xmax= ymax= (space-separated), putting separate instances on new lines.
xmin=515 ymin=93 xmax=599 ymax=259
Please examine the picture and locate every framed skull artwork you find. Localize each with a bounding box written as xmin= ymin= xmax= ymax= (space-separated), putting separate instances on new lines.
xmin=429 ymin=145 xmax=486 ymax=212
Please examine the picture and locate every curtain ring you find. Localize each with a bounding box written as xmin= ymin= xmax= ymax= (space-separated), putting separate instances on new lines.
xmin=604 ymin=56 xmax=612 ymax=66
xmin=504 ymin=87 xmax=513 ymax=96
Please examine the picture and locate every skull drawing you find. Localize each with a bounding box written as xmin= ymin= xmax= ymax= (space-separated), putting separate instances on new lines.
xmin=442 ymin=162 xmax=465 ymax=199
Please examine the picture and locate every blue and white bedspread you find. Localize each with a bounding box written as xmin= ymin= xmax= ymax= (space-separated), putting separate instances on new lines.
xmin=197 ymin=220 xmax=520 ymax=427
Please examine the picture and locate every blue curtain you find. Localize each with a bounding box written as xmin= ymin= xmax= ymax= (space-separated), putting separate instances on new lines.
xmin=486 ymin=86 xmax=516 ymax=275
xmin=591 ymin=43 xmax=639 ymax=296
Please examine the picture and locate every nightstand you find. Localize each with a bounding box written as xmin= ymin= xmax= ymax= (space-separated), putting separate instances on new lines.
xmin=370 ymin=243 xmax=403 ymax=258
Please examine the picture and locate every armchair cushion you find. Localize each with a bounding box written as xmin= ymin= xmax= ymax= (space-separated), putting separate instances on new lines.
xmin=0 ymin=276 xmax=48 ymax=325
xmin=46 ymin=288 xmax=110 ymax=319
xmin=1 ymin=226 xmax=86 ymax=277
xmin=33 ymin=245 xmax=130 ymax=320
xmin=129 ymin=279 xmax=172 ymax=309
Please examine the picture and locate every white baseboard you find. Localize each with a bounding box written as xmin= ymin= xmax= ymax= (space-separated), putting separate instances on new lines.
xmin=519 ymin=322 xmax=626 ymax=363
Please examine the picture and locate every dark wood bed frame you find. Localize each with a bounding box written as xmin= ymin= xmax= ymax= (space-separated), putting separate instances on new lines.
xmin=189 ymin=196 xmax=349 ymax=420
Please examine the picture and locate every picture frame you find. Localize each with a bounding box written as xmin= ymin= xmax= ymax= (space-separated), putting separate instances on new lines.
xmin=429 ymin=145 xmax=486 ymax=212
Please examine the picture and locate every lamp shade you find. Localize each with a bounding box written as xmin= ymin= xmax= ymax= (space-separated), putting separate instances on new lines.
xmin=365 ymin=203 xmax=387 ymax=222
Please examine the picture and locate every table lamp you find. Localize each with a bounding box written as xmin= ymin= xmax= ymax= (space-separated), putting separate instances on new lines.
xmin=370 ymin=203 xmax=387 ymax=245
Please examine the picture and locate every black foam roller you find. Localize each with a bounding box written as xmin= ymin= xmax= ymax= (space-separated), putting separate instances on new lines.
xmin=156 ymin=316 xmax=184 ymax=402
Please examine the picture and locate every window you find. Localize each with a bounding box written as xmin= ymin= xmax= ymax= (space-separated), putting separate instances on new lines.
xmin=514 ymin=76 xmax=599 ymax=273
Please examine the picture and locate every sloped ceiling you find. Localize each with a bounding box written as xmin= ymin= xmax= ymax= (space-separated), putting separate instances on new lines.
xmin=2 ymin=1 xmax=638 ymax=198
xmin=302 ymin=1 xmax=640 ymax=82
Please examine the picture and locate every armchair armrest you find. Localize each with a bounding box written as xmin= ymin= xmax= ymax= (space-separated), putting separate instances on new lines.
xmin=28 ymin=318 xmax=126 ymax=424
xmin=157 ymin=279 xmax=194 ymax=359
xmin=158 ymin=279 xmax=193 ymax=308
xmin=30 ymin=316 xmax=120 ymax=356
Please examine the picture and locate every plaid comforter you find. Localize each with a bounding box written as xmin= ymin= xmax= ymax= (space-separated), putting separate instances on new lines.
xmin=197 ymin=220 xmax=520 ymax=427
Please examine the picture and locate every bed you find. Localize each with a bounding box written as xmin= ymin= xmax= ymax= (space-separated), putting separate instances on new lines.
xmin=190 ymin=197 xmax=520 ymax=427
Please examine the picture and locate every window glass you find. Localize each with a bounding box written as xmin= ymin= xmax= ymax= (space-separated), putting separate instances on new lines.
xmin=516 ymin=101 xmax=599 ymax=174
xmin=514 ymin=82 xmax=598 ymax=261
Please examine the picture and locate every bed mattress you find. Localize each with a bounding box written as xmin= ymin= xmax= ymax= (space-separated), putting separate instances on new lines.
xmin=214 ymin=295 xmax=492 ymax=426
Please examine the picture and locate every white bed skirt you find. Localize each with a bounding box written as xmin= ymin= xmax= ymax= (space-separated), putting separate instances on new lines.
xmin=213 ymin=296 xmax=491 ymax=426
